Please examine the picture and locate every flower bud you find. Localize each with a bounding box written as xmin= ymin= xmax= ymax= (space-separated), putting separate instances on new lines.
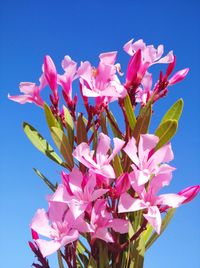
xmin=178 ymin=185 xmax=200 ymax=204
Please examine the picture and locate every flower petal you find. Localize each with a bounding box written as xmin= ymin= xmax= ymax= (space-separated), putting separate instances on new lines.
xmin=143 ymin=206 xmax=162 ymax=234
xmin=118 ymin=192 xmax=147 ymax=213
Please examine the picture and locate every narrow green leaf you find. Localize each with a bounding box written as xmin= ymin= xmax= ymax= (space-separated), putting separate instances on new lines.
xmin=77 ymin=254 xmax=85 ymax=268
xmin=57 ymin=250 xmax=65 ymax=268
xmin=113 ymin=155 xmax=123 ymax=177
xmin=155 ymin=120 xmax=177 ymax=150
xmin=88 ymin=255 xmax=97 ymax=268
xmin=124 ymin=95 xmax=137 ymax=130
xmin=145 ymin=208 xmax=176 ymax=250
xmin=100 ymin=113 xmax=108 ymax=135
xmin=160 ymin=98 xmax=184 ymax=125
xmin=33 ymin=168 xmax=57 ymax=192
xmin=23 ymin=122 xmax=64 ymax=166
xmin=63 ymin=105 xmax=74 ymax=147
xmin=133 ymin=102 xmax=152 ymax=144
xmin=77 ymin=114 xmax=88 ymax=144
xmin=51 ymin=127 xmax=74 ymax=169
xmin=131 ymin=237 xmax=145 ymax=268
xmin=142 ymin=224 xmax=153 ymax=244
xmin=44 ymin=102 xmax=58 ymax=129
xmin=107 ymin=110 xmax=122 ymax=138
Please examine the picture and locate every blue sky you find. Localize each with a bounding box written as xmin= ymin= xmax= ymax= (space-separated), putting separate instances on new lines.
xmin=0 ymin=0 xmax=199 ymax=267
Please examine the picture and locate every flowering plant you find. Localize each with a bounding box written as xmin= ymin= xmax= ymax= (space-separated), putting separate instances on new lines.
xmin=9 ymin=38 xmax=199 ymax=268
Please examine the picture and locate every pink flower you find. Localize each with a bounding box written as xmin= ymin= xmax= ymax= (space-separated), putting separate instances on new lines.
xmin=58 ymin=55 xmax=77 ymax=103
xmin=8 ymin=75 xmax=46 ymax=107
xmin=90 ymin=199 xmax=129 ymax=243
xmin=73 ymin=133 xmax=125 ymax=179
xmin=135 ymin=72 xmax=153 ymax=105
xmin=30 ymin=201 xmax=91 ymax=257
xmin=50 ymin=168 xmax=108 ymax=219
xmin=77 ymin=52 xmax=126 ymax=106
xmin=118 ymin=170 xmax=186 ymax=234
xmin=123 ymin=134 xmax=174 ymax=185
xmin=124 ymin=38 xmax=174 ymax=66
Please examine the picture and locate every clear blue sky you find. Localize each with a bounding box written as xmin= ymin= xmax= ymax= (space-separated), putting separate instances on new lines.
xmin=0 ymin=1 xmax=199 ymax=267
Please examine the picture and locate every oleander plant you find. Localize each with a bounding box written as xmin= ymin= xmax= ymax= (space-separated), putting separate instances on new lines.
xmin=9 ymin=38 xmax=200 ymax=268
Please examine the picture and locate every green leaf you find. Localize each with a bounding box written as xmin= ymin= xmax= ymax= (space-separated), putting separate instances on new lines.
xmin=145 ymin=208 xmax=176 ymax=250
xmin=160 ymin=98 xmax=184 ymax=125
xmin=124 ymin=95 xmax=137 ymax=131
xmin=142 ymin=224 xmax=153 ymax=244
xmin=44 ymin=102 xmax=59 ymax=129
xmin=155 ymin=120 xmax=177 ymax=150
xmin=23 ymin=122 xmax=64 ymax=166
xmin=113 ymin=155 xmax=123 ymax=177
xmin=133 ymin=102 xmax=152 ymax=144
xmin=107 ymin=110 xmax=122 ymax=138
xmin=131 ymin=236 xmax=145 ymax=268
xmin=77 ymin=114 xmax=88 ymax=144
xmin=100 ymin=113 xmax=108 ymax=135
xmin=88 ymin=256 xmax=97 ymax=268
xmin=57 ymin=250 xmax=65 ymax=268
xmin=51 ymin=127 xmax=74 ymax=169
xmin=63 ymin=105 xmax=74 ymax=147
xmin=33 ymin=168 xmax=57 ymax=192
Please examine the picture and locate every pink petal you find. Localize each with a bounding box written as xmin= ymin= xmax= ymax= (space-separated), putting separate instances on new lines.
xmin=69 ymin=168 xmax=83 ymax=195
xmin=98 ymin=164 xmax=116 ymax=178
xmin=82 ymin=85 xmax=100 ymax=97
xmin=138 ymin=134 xmax=159 ymax=162
xmin=123 ymin=137 xmax=139 ymax=167
xmin=155 ymin=50 xmax=174 ymax=64
xmin=108 ymin=219 xmax=129 ymax=233
xmin=60 ymin=229 xmax=79 ymax=247
xmin=73 ymin=143 xmax=97 ymax=169
xmin=149 ymin=143 xmax=174 ymax=168
xmin=96 ymin=133 xmax=111 ymax=158
xmin=50 ymin=184 xmax=69 ymax=203
xmin=123 ymin=39 xmax=134 ymax=55
xmin=19 ymin=82 xmax=37 ymax=94
xmin=91 ymin=189 xmax=108 ymax=201
xmin=68 ymin=199 xmax=87 ymax=219
xmin=149 ymin=171 xmax=173 ymax=196
xmin=93 ymin=227 xmax=114 ymax=243
xmin=8 ymin=94 xmax=33 ymax=104
xmin=36 ymin=239 xmax=61 ymax=257
xmin=143 ymin=206 xmax=162 ymax=234
xmin=118 ymin=192 xmax=147 ymax=213
xmin=48 ymin=201 xmax=68 ymax=222
xmin=115 ymin=173 xmax=130 ymax=195
xmin=30 ymin=209 xmax=52 ymax=238
xmin=77 ymin=61 xmax=93 ymax=89
xmin=156 ymin=193 xmax=186 ymax=207
xmin=108 ymin=137 xmax=125 ymax=162
xmin=99 ymin=51 xmax=117 ymax=65
xmin=61 ymin=55 xmax=77 ymax=75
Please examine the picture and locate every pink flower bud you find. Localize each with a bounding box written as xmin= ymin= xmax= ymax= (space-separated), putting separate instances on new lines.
xmin=169 ymin=68 xmax=189 ymax=85
xmin=178 ymin=185 xmax=200 ymax=204
xmin=31 ymin=228 xmax=39 ymax=240
xmin=125 ymin=49 xmax=148 ymax=91
xmin=44 ymin=55 xmax=58 ymax=98
xmin=115 ymin=173 xmax=130 ymax=197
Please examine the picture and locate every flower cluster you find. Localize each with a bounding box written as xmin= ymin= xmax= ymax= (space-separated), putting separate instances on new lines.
xmin=9 ymin=38 xmax=199 ymax=268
